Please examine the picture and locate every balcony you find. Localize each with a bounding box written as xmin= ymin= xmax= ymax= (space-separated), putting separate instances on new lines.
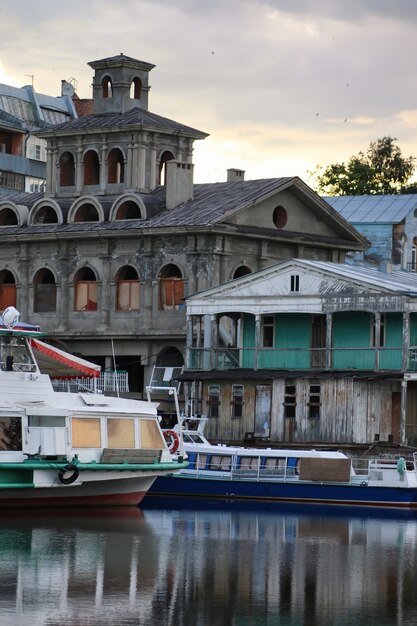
xmin=189 ymin=345 xmax=408 ymax=372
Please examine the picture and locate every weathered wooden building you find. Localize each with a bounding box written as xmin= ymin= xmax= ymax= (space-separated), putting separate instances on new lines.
xmin=0 ymin=54 xmax=367 ymax=395
xmin=183 ymin=259 xmax=417 ymax=446
xmin=325 ymin=194 xmax=417 ymax=271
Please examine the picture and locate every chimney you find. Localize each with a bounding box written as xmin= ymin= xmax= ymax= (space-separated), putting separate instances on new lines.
xmin=166 ymin=161 xmax=194 ymax=210
xmin=227 ymin=168 xmax=245 ymax=182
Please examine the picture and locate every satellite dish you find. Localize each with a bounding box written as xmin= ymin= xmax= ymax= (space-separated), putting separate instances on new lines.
xmin=2 ymin=307 xmax=20 ymax=328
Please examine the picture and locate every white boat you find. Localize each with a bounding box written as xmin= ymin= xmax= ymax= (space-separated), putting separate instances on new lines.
xmin=146 ymin=367 xmax=417 ymax=508
xmin=0 ymin=308 xmax=187 ymax=508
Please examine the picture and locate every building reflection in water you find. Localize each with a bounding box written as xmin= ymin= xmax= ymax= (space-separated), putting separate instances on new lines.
xmin=0 ymin=503 xmax=416 ymax=625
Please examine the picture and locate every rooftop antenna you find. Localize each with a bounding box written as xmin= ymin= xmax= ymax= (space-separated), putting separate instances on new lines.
xmin=25 ymin=74 xmax=34 ymax=88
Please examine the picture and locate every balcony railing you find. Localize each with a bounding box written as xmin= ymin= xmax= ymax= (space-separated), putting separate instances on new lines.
xmin=52 ymin=370 xmax=129 ymax=393
xmin=188 ymin=346 xmax=410 ymax=371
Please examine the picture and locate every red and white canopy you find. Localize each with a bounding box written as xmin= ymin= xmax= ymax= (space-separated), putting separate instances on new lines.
xmin=30 ymin=338 xmax=101 ymax=379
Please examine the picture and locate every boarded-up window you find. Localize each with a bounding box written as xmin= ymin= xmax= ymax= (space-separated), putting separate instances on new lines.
xmin=107 ymin=418 xmax=135 ymax=448
xmin=140 ymin=419 xmax=164 ymax=449
xmin=117 ymin=281 xmax=139 ymax=310
xmin=0 ymin=284 xmax=16 ymax=309
xmin=159 ymin=278 xmax=184 ymax=310
xmin=72 ymin=418 xmax=101 ymax=448
xmin=75 ymin=282 xmax=97 ymax=311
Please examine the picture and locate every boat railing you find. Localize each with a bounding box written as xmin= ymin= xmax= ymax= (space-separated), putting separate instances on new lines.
xmin=52 ymin=371 xmax=129 ymax=394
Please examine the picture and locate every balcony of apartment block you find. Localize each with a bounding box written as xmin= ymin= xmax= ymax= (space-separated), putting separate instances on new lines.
xmin=0 ymin=152 xmax=46 ymax=178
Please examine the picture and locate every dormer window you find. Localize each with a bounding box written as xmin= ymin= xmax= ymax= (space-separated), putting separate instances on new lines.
xmin=290 ymin=274 xmax=300 ymax=292
xmin=101 ymin=76 xmax=112 ymax=98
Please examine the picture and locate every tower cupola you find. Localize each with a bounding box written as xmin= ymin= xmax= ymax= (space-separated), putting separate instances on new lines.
xmin=88 ymin=53 xmax=155 ymax=114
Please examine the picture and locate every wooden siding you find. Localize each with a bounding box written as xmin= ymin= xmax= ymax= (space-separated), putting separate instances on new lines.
xmin=332 ymin=312 xmax=374 ymax=369
xmin=201 ymin=377 xmax=403 ymax=445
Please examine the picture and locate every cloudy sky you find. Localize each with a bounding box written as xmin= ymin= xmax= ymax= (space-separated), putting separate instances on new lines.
xmin=2 ymin=0 xmax=417 ymax=186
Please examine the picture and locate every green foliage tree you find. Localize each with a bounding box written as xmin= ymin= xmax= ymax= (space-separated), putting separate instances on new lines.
xmin=312 ymin=137 xmax=416 ymax=196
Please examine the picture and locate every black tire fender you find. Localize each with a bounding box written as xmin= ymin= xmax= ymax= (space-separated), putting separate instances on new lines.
xmin=58 ymin=463 xmax=80 ymax=485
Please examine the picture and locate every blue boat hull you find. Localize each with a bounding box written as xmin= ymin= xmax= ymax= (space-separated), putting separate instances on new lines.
xmin=147 ymin=474 xmax=417 ymax=508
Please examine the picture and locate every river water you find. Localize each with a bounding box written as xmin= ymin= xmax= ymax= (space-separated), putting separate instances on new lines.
xmin=0 ymin=499 xmax=416 ymax=626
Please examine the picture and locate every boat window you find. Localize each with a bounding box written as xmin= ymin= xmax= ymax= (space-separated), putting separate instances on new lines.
xmin=0 ymin=336 xmax=36 ymax=373
xmin=239 ymin=456 xmax=260 ymax=470
xmin=196 ymin=453 xmax=207 ymax=469
xmin=72 ymin=417 xmax=101 ymax=448
xmin=140 ymin=419 xmax=164 ymax=450
xmin=264 ymin=457 xmax=286 ymax=472
xmin=210 ymin=455 xmax=231 ymax=471
xmin=0 ymin=416 xmax=22 ymax=451
xmin=107 ymin=418 xmax=135 ymax=448
xmin=28 ymin=416 xmax=66 ymax=427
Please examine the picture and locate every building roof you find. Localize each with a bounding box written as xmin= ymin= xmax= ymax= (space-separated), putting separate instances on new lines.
xmin=324 ymin=194 xmax=417 ymax=224
xmin=38 ymin=106 xmax=208 ymax=139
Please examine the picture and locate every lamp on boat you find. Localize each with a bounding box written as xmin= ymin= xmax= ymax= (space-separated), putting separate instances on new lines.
xmin=1 ymin=306 xmax=20 ymax=328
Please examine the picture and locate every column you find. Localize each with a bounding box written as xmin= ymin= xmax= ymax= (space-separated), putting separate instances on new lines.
xmin=254 ymin=314 xmax=261 ymax=371
xmin=45 ymin=147 xmax=53 ymax=194
xmin=374 ymin=313 xmax=381 ymax=370
xmin=402 ymin=311 xmax=410 ymax=371
xmin=400 ymin=379 xmax=407 ymax=446
xmin=210 ymin=315 xmax=218 ymax=370
xmin=150 ymin=137 xmax=157 ymax=190
xmin=76 ymin=146 xmax=83 ymax=194
xmin=99 ymin=141 xmax=108 ymax=194
xmin=186 ymin=315 xmax=193 ymax=368
xmin=326 ymin=313 xmax=333 ymax=370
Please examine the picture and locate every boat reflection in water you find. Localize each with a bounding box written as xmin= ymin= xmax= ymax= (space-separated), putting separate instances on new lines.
xmin=1 ymin=502 xmax=417 ymax=625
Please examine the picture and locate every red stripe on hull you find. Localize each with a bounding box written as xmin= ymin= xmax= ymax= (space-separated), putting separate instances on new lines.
xmin=0 ymin=490 xmax=147 ymax=509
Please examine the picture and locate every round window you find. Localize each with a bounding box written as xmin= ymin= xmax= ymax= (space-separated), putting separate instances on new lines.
xmin=273 ymin=206 xmax=287 ymax=229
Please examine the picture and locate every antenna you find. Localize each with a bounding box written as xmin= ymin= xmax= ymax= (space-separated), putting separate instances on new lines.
xmin=25 ymin=74 xmax=34 ymax=87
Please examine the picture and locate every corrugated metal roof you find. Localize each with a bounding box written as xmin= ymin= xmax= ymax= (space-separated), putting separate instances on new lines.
xmin=324 ymin=194 xmax=417 ymax=224
xmin=300 ymin=259 xmax=417 ymax=293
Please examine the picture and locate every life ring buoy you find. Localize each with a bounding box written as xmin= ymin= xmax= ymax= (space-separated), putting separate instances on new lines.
xmin=163 ymin=429 xmax=180 ymax=454
xmin=58 ymin=463 xmax=80 ymax=485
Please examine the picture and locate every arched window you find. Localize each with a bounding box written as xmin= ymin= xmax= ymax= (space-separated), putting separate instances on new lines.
xmin=0 ymin=208 xmax=18 ymax=226
xmin=33 ymin=269 xmax=56 ymax=312
xmin=130 ymin=77 xmax=142 ymax=100
xmin=0 ymin=270 xmax=16 ymax=310
xmin=108 ymin=148 xmax=125 ymax=184
xmin=74 ymin=267 xmax=97 ymax=312
xmin=33 ymin=206 xmax=58 ymax=224
xmin=102 ymin=76 xmax=112 ymax=98
xmin=158 ymin=151 xmax=175 ymax=186
xmin=233 ymin=265 xmax=252 ymax=279
xmin=116 ymin=266 xmax=140 ymax=311
xmin=59 ymin=152 xmax=75 ymax=187
xmin=83 ymin=150 xmax=100 ymax=186
xmin=158 ymin=264 xmax=184 ymax=311
xmin=155 ymin=347 xmax=184 ymax=367
xmin=73 ymin=203 xmax=99 ymax=222
xmin=115 ymin=201 xmax=142 ymax=220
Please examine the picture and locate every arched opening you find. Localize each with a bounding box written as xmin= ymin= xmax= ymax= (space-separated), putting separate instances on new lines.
xmin=74 ymin=267 xmax=97 ymax=311
xmin=83 ymin=150 xmax=100 ymax=186
xmin=108 ymin=148 xmax=125 ymax=184
xmin=115 ymin=201 xmax=142 ymax=220
xmin=73 ymin=203 xmax=99 ymax=223
xmin=0 ymin=208 xmax=18 ymax=226
xmin=130 ymin=77 xmax=142 ymax=100
xmin=33 ymin=206 xmax=58 ymax=224
xmin=115 ymin=266 xmax=140 ymax=311
xmin=101 ymin=76 xmax=112 ymax=98
xmin=59 ymin=152 xmax=75 ymax=187
xmin=0 ymin=270 xmax=16 ymax=310
xmin=156 ymin=347 xmax=184 ymax=367
xmin=158 ymin=151 xmax=175 ymax=186
xmin=33 ymin=269 xmax=56 ymax=312
xmin=233 ymin=265 xmax=252 ymax=279
xmin=158 ymin=264 xmax=184 ymax=310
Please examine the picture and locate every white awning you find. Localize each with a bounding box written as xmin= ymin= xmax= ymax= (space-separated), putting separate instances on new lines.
xmin=30 ymin=338 xmax=101 ymax=379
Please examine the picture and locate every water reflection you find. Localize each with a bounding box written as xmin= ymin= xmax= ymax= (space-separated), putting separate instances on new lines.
xmin=0 ymin=503 xmax=417 ymax=625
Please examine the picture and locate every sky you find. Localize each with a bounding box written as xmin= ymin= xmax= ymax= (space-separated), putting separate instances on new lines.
xmin=2 ymin=0 xmax=417 ymax=187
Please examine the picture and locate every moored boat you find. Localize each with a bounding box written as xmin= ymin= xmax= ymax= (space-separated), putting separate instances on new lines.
xmin=0 ymin=308 xmax=187 ymax=507
xmin=145 ymin=367 xmax=417 ymax=508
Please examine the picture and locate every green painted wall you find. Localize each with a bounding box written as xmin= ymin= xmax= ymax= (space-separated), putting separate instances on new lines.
xmin=332 ymin=312 xmax=374 ymax=369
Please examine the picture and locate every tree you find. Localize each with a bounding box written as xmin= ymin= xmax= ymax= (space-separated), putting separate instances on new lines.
xmin=311 ymin=137 xmax=416 ymax=196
